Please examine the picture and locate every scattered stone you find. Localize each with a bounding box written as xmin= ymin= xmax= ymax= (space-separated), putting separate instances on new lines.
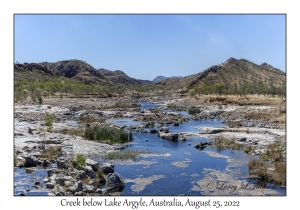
xmin=86 ymin=159 xmax=99 ymax=172
xmin=46 ymin=182 xmax=55 ymax=189
xmin=85 ymin=185 xmax=94 ymax=193
xmin=74 ymin=191 xmax=84 ymax=196
xmin=24 ymin=155 xmax=38 ymax=167
xmin=56 ymin=177 xmax=65 ymax=186
xmin=47 ymin=169 xmax=54 ymax=177
xmin=160 ymin=126 xmax=169 ymax=133
xmin=84 ymin=166 xmax=96 ymax=179
xmin=150 ymin=129 xmax=158 ymax=133
xmin=100 ymin=163 xmax=114 ymax=173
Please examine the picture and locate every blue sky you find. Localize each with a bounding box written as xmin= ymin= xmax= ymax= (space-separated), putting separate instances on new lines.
xmin=14 ymin=14 xmax=286 ymax=80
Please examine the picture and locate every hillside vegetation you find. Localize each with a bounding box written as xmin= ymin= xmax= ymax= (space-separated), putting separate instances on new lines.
xmin=14 ymin=57 xmax=286 ymax=104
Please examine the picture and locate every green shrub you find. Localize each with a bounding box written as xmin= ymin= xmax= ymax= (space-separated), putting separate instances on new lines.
xmin=103 ymin=149 xmax=140 ymax=160
xmin=45 ymin=113 xmax=53 ymax=127
xmin=84 ymin=126 xmax=133 ymax=143
xmin=188 ymin=107 xmax=201 ymax=115
xmin=75 ymin=154 xmax=86 ymax=170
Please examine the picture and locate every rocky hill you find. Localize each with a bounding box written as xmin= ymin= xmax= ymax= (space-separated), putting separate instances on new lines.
xmin=17 ymin=59 xmax=143 ymax=86
xmin=161 ymin=57 xmax=286 ymax=92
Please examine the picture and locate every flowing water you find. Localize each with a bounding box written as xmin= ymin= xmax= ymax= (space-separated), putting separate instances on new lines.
xmin=101 ymin=103 xmax=286 ymax=196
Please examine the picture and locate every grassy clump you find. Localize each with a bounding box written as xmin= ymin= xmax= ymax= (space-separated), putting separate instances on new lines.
xmin=264 ymin=142 xmax=285 ymax=162
xmin=247 ymin=159 xmax=268 ymax=181
xmin=188 ymin=107 xmax=201 ymax=115
xmin=41 ymin=146 xmax=62 ymax=160
xmin=244 ymin=110 xmax=268 ymax=120
xmin=247 ymin=159 xmax=286 ymax=185
xmin=244 ymin=145 xmax=255 ymax=154
xmin=75 ymin=154 xmax=86 ymax=170
xmin=213 ymin=138 xmax=244 ymax=151
xmin=84 ymin=126 xmax=133 ymax=143
xmin=45 ymin=113 xmax=54 ymax=127
xmin=272 ymin=162 xmax=286 ymax=185
xmin=103 ymin=149 xmax=140 ymax=160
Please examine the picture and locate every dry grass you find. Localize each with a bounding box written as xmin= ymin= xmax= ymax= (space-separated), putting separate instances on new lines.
xmin=81 ymin=178 xmax=91 ymax=185
xmin=263 ymin=142 xmax=285 ymax=162
xmin=41 ymin=146 xmax=63 ymax=160
xmin=247 ymin=159 xmax=268 ymax=181
xmin=96 ymin=171 xmax=104 ymax=179
xmin=271 ymin=162 xmax=286 ymax=185
xmin=67 ymin=128 xmax=85 ymax=137
xmin=213 ymin=138 xmax=244 ymax=151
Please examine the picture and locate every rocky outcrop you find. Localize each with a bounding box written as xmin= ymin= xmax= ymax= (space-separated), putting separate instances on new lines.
xmin=105 ymin=172 xmax=125 ymax=192
xmin=158 ymin=132 xmax=179 ymax=141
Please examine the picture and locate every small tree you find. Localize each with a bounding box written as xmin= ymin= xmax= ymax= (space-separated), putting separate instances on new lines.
xmin=214 ymin=84 xmax=225 ymax=96
xmin=45 ymin=113 xmax=53 ymax=127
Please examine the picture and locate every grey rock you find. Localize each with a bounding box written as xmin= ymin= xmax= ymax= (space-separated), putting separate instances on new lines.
xmin=79 ymin=171 xmax=87 ymax=179
xmin=95 ymin=188 xmax=102 ymax=194
xmin=105 ymin=172 xmax=125 ymax=191
xmin=74 ymin=191 xmax=84 ymax=196
xmin=24 ymin=155 xmax=38 ymax=167
xmin=159 ymin=126 xmax=169 ymax=133
xmin=86 ymin=158 xmax=99 ymax=171
xmin=47 ymin=169 xmax=54 ymax=177
xmin=63 ymin=176 xmax=71 ymax=181
xmin=64 ymin=181 xmax=73 ymax=187
xmin=43 ymin=159 xmax=50 ymax=167
xmin=85 ymin=185 xmax=94 ymax=193
xmin=159 ymin=132 xmax=179 ymax=141
xmin=84 ymin=166 xmax=96 ymax=179
xmin=76 ymin=181 xmax=83 ymax=192
xmin=57 ymin=159 xmax=67 ymax=169
xmin=150 ymin=129 xmax=158 ymax=133
xmin=56 ymin=177 xmax=65 ymax=186
xmin=69 ymin=186 xmax=76 ymax=194
xmin=100 ymin=163 xmax=114 ymax=173
xmin=57 ymin=186 xmax=65 ymax=195
xmin=46 ymin=182 xmax=55 ymax=189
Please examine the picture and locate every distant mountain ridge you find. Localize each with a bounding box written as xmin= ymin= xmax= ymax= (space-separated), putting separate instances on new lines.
xmin=152 ymin=75 xmax=183 ymax=83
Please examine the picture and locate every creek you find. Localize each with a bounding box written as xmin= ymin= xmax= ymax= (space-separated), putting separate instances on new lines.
xmin=100 ymin=103 xmax=286 ymax=196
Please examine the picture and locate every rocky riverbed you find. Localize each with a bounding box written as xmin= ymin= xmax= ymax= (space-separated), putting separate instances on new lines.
xmin=14 ymin=94 xmax=286 ymax=196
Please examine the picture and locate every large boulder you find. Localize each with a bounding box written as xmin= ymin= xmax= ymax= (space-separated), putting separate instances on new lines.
xmin=158 ymin=132 xmax=179 ymax=141
xmin=105 ymin=172 xmax=125 ymax=192
xmin=86 ymin=159 xmax=99 ymax=171
xmin=24 ymin=155 xmax=38 ymax=167
xmin=100 ymin=163 xmax=114 ymax=173
xmin=150 ymin=129 xmax=158 ymax=133
xmin=57 ymin=158 xmax=67 ymax=169
xmin=84 ymin=166 xmax=96 ymax=179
